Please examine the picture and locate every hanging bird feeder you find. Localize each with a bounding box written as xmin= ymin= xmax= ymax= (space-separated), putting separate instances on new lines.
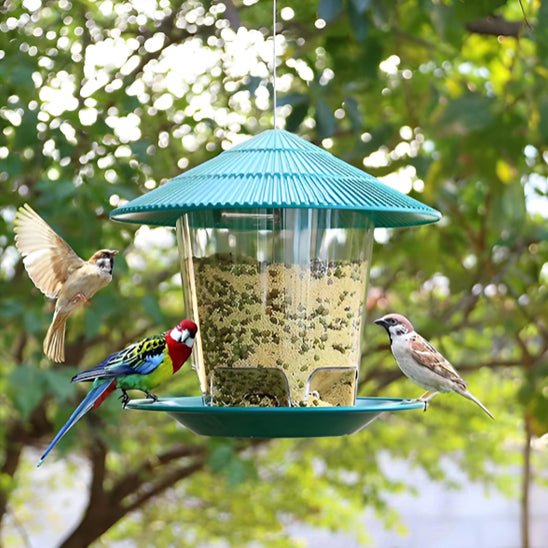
xmin=110 ymin=129 xmax=440 ymax=437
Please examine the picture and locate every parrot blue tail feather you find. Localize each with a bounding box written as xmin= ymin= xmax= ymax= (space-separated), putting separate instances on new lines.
xmin=37 ymin=379 xmax=115 ymax=467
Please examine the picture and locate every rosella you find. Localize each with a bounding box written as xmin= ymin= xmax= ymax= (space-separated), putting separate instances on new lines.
xmin=38 ymin=320 xmax=198 ymax=466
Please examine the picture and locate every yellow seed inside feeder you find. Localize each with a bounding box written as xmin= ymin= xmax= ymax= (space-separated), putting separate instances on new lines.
xmin=194 ymin=254 xmax=367 ymax=406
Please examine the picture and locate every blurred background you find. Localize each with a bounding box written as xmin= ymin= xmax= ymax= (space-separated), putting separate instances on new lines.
xmin=0 ymin=0 xmax=546 ymax=546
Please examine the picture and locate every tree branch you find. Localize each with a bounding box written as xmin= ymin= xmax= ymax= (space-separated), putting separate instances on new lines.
xmin=122 ymin=461 xmax=206 ymax=514
xmin=219 ymin=0 xmax=242 ymax=30
xmin=88 ymin=441 xmax=107 ymax=506
xmin=466 ymin=16 xmax=525 ymax=37
xmin=59 ymin=442 xmax=113 ymax=548
xmin=521 ymin=414 xmax=532 ymax=548
xmin=0 ymin=434 xmax=23 ymax=528
xmin=110 ymin=444 xmax=208 ymax=504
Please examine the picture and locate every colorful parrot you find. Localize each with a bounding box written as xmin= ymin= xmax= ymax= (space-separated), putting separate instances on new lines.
xmin=38 ymin=319 xmax=198 ymax=466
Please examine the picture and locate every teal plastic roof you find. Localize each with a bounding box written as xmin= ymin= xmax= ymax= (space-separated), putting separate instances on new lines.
xmin=110 ymin=129 xmax=441 ymax=228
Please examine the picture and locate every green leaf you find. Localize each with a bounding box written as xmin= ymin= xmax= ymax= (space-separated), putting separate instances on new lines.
xmin=207 ymin=441 xmax=235 ymax=472
xmin=246 ymin=76 xmax=263 ymax=95
xmin=0 ymin=300 xmax=24 ymax=320
xmin=453 ymin=0 xmax=507 ymax=22
xmin=430 ymin=4 xmax=462 ymax=46
xmin=14 ymin=109 xmax=39 ymax=149
xmin=8 ymin=366 xmax=44 ymax=419
xmin=122 ymin=94 xmax=141 ymax=112
xmin=318 ymin=0 xmax=344 ymax=22
xmin=43 ymin=368 xmax=78 ymax=401
xmin=35 ymin=180 xmax=77 ymax=203
xmin=130 ymin=141 xmax=151 ymax=162
xmin=359 ymin=122 xmax=394 ymax=155
xmin=492 ymin=180 xmax=526 ymax=231
xmin=277 ymin=93 xmax=308 ymax=107
xmin=142 ymin=294 xmax=164 ymax=324
xmin=8 ymin=63 xmax=35 ymax=88
xmin=315 ymin=98 xmax=336 ymax=138
xmin=226 ymin=458 xmax=257 ymax=487
xmin=84 ymin=304 xmax=103 ymax=339
xmin=285 ymin=100 xmax=309 ymax=132
xmin=537 ymin=0 xmax=548 ymax=65
xmin=23 ymin=310 xmax=43 ymax=335
xmin=438 ymin=95 xmax=494 ymax=134
xmin=344 ymin=96 xmax=362 ymax=131
xmin=348 ymin=1 xmax=369 ymax=41
xmin=350 ymin=0 xmax=371 ymax=14
xmin=539 ymin=95 xmax=548 ymax=145
xmin=0 ymin=156 xmax=23 ymax=177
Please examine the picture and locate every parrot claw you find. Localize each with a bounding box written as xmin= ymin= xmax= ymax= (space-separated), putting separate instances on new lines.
xmin=143 ymin=391 xmax=158 ymax=403
xmin=119 ymin=390 xmax=130 ymax=408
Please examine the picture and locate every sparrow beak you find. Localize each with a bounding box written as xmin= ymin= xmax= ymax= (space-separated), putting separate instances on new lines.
xmin=374 ymin=318 xmax=387 ymax=327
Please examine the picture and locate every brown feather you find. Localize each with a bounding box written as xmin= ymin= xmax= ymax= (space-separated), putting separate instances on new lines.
xmin=43 ymin=311 xmax=68 ymax=363
xmin=14 ymin=205 xmax=117 ymax=362
xmin=409 ymin=334 xmax=467 ymax=390
xmin=13 ymin=204 xmax=84 ymax=298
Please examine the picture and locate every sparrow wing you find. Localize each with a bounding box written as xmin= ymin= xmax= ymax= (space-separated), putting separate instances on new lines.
xmin=72 ymin=334 xmax=167 ymax=382
xmin=14 ymin=204 xmax=85 ymax=298
xmin=409 ymin=334 xmax=467 ymax=389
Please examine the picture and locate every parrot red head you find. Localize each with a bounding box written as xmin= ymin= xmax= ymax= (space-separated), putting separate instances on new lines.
xmin=166 ymin=319 xmax=198 ymax=373
xmin=173 ymin=320 xmax=197 ymax=344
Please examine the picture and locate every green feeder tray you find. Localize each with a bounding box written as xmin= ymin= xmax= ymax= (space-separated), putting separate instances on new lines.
xmin=126 ymin=397 xmax=424 ymax=438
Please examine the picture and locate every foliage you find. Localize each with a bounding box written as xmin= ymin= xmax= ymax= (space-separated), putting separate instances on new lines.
xmin=0 ymin=0 xmax=546 ymax=546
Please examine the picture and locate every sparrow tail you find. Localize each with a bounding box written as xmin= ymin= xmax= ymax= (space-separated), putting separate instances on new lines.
xmin=43 ymin=311 xmax=68 ymax=363
xmin=458 ymin=389 xmax=495 ymax=420
xmin=37 ymin=379 xmax=116 ymax=467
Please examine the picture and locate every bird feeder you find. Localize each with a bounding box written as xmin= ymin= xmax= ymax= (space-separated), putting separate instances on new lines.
xmin=111 ymin=129 xmax=440 ymax=437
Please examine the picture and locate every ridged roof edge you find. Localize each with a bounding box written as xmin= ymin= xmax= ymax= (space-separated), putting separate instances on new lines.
xmin=110 ymin=129 xmax=441 ymax=228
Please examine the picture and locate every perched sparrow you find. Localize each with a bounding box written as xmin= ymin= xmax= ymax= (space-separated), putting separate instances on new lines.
xmin=374 ymin=313 xmax=494 ymax=419
xmin=13 ymin=204 xmax=117 ymax=363
xmin=38 ymin=320 xmax=197 ymax=465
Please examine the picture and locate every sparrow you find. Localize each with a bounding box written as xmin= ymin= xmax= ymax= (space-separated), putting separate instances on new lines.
xmin=37 ymin=319 xmax=198 ymax=466
xmin=374 ymin=313 xmax=494 ymax=419
xmin=13 ymin=203 xmax=118 ymax=363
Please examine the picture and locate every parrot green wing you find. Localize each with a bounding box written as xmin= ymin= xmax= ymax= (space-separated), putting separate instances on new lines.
xmin=72 ymin=332 xmax=168 ymax=382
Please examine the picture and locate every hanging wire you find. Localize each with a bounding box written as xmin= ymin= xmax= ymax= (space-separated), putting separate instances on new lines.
xmin=272 ymin=0 xmax=278 ymax=129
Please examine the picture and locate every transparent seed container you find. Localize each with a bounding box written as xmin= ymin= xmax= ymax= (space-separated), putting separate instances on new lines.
xmin=177 ymin=207 xmax=373 ymax=407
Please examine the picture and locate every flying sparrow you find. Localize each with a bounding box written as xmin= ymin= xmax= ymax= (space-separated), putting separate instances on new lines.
xmin=14 ymin=204 xmax=117 ymax=363
xmin=374 ymin=313 xmax=494 ymax=419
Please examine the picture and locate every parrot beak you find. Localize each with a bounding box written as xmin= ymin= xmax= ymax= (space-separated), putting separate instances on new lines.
xmin=181 ymin=329 xmax=195 ymax=348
